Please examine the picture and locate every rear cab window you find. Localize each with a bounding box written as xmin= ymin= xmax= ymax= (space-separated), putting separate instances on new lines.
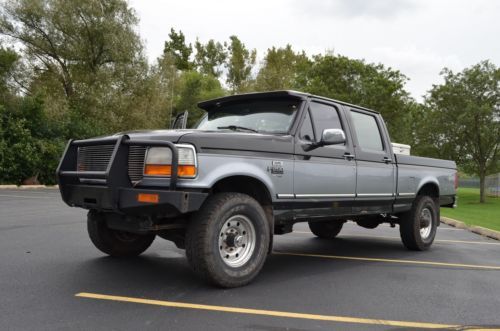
xmin=349 ymin=111 xmax=384 ymax=151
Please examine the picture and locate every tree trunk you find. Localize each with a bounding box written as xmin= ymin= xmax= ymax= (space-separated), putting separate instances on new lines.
xmin=479 ymin=172 xmax=486 ymax=203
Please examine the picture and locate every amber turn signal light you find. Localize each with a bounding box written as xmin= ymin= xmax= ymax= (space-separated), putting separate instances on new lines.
xmin=137 ymin=193 xmax=159 ymax=203
xmin=144 ymin=164 xmax=171 ymax=176
xmin=144 ymin=164 xmax=196 ymax=178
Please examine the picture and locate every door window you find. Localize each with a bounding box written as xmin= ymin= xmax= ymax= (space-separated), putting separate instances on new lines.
xmin=350 ymin=111 xmax=384 ymax=151
xmin=309 ymin=102 xmax=343 ymax=143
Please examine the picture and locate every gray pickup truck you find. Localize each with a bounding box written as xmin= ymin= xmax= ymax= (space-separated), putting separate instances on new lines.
xmin=57 ymin=90 xmax=457 ymax=288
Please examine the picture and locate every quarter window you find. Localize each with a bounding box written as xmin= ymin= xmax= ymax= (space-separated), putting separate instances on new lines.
xmin=350 ymin=111 xmax=384 ymax=151
xmin=299 ymin=110 xmax=315 ymax=141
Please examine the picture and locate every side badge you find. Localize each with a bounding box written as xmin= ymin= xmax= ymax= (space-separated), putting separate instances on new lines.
xmin=267 ymin=161 xmax=284 ymax=176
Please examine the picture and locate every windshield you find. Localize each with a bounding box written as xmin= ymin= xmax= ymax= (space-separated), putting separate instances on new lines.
xmin=195 ymin=99 xmax=301 ymax=134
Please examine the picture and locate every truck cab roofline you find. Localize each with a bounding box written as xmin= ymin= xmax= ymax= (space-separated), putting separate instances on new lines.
xmin=197 ymin=90 xmax=380 ymax=115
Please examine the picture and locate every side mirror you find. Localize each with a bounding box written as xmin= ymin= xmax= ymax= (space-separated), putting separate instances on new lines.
xmin=321 ymin=128 xmax=346 ymax=145
xmin=172 ymin=110 xmax=188 ymax=129
xmin=303 ymin=128 xmax=345 ymax=151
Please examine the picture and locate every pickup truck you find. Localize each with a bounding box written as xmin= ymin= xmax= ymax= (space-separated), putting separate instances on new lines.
xmin=57 ymin=90 xmax=457 ymax=288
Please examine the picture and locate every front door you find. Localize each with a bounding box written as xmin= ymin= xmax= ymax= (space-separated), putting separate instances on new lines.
xmin=292 ymin=100 xmax=356 ymax=219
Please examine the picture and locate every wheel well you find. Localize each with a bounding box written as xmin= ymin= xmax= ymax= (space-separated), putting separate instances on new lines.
xmin=212 ymin=176 xmax=274 ymax=252
xmin=212 ymin=176 xmax=272 ymax=207
xmin=416 ymin=182 xmax=440 ymax=225
xmin=417 ymin=183 xmax=439 ymax=198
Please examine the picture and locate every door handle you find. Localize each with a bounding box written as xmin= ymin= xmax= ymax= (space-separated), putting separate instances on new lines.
xmin=344 ymin=153 xmax=355 ymax=161
xmin=383 ymin=157 xmax=392 ymax=164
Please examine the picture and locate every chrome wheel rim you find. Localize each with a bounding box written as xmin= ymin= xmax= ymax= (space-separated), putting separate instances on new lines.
xmin=218 ymin=215 xmax=256 ymax=268
xmin=419 ymin=207 xmax=433 ymax=240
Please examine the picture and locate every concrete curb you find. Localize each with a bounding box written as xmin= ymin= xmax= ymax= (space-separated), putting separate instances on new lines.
xmin=441 ymin=216 xmax=500 ymax=241
xmin=0 ymin=185 xmax=58 ymax=189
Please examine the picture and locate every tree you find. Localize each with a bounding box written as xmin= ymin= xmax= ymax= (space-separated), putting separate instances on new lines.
xmin=0 ymin=47 xmax=19 ymax=97
xmin=163 ymin=28 xmax=193 ymax=71
xmin=0 ymin=0 xmax=142 ymax=98
xmin=174 ymin=70 xmax=225 ymax=127
xmin=424 ymin=61 xmax=499 ymax=203
xmin=194 ymin=39 xmax=226 ymax=78
xmin=255 ymin=45 xmax=311 ymax=91
xmin=302 ymin=54 xmax=414 ymax=143
xmin=226 ymin=35 xmax=256 ymax=94
xmin=0 ymin=0 xmax=161 ymax=137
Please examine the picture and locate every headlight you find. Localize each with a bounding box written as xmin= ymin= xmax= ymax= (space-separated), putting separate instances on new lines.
xmin=144 ymin=144 xmax=197 ymax=178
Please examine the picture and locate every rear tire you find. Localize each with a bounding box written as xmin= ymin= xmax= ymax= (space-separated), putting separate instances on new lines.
xmin=186 ymin=193 xmax=270 ymax=288
xmin=308 ymin=221 xmax=343 ymax=239
xmin=399 ymin=195 xmax=438 ymax=251
xmin=87 ymin=211 xmax=155 ymax=257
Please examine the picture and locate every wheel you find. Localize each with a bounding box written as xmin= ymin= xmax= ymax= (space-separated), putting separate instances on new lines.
xmin=185 ymin=193 xmax=270 ymax=288
xmin=308 ymin=221 xmax=343 ymax=239
xmin=87 ymin=211 xmax=155 ymax=257
xmin=399 ymin=195 xmax=438 ymax=251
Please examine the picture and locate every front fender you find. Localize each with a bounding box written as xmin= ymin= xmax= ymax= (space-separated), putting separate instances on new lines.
xmin=178 ymin=154 xmax=291 ymax=199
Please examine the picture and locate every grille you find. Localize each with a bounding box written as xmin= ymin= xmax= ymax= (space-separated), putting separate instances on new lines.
xmin=77 ymin=145 xmax=115 ymax=172
xmin=128 ymin=146 xmax=147 ymax=182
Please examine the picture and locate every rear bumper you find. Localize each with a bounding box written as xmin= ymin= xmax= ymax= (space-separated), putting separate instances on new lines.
xmin=56 ymin=135 xmax=207 ymax=216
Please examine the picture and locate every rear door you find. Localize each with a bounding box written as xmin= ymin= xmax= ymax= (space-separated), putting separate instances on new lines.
xmin=292 ymin=99 xmax=356 ymax=218
xmin=347 ymin=108 xmax=396 ymax=213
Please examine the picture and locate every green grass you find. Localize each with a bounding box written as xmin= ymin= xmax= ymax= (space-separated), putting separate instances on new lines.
xmin=441 ymin=188 xmax=500 ymax=232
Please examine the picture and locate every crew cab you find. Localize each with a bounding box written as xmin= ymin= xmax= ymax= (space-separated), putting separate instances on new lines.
xmin=57 ymin=91 xmax=457 ymax=288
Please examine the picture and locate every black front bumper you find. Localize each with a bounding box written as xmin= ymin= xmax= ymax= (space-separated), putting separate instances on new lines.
xmin=56 ymin=135 xmax=207 ymax=216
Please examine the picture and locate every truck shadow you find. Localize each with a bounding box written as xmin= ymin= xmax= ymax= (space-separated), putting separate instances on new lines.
xmin=71 ymin=235 xmax=437 ymax=295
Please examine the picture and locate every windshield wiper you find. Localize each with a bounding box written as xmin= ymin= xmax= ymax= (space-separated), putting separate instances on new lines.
xmin=217 ymin=125 xmax=258 ymax=133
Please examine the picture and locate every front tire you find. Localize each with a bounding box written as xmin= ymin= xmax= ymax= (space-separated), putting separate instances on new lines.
xmin=87 ymin=211 xmax=155 ymax=257
xmin=308 ymin=221 xmax=343 ymax=239
xmin=186 ymin=193 xmax=270 ymax=288
xmin=399 ymin=195 xmax=438 ymax=251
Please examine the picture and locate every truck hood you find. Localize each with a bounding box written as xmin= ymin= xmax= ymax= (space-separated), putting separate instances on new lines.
xmin=84 ymin=129 xmax=293 ymax=154
xmin=179 ymin=130 xmax=294 ymax=154
xmin=111 ymin=129 xmax=294 ymax=154
xmin=112 ymin=129 xmax=196 ymax=142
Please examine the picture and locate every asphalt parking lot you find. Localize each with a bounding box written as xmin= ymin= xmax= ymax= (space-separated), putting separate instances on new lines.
xmin=1 ymin=188 xmax=500 ymax=330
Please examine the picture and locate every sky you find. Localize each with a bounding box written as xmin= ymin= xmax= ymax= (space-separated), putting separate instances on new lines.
xmin=129 ymin=0 xmax=500 ymax=101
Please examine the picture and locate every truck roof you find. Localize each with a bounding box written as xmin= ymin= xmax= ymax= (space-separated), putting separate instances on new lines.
xmin=197 ymin=90 xmax=380 ymax=115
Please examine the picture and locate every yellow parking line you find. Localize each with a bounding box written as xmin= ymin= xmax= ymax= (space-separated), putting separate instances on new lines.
xmin=292 ymin=231 xmax=500 ymax=246
xmin=76 ymin=292 xmax=457 ymax=329
xmin=275 ymin=251 xmax=500 ymax=270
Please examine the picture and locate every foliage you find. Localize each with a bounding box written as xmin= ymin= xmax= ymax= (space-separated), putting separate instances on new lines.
xmin=0 ymin=0 xmax=165 ymax=137
xmin=194 ymin=39 xmax=226 ymax=78
xmin=301 ymin=53 xmax=414 ymax=143
xmin=424 ymin=61 xmax=499 ymax=202
xmin=0 ymin=94 xmax=64 ymax=184
xmin=174 ymin=70 xmax=225 ymax=127
xmin=164 ymin=28 xmax=193 ymax=71
xmin=226 ymin=35 xmax=256 ymax=94
xmin=254 ymin=45 xmax=311 ymax=91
